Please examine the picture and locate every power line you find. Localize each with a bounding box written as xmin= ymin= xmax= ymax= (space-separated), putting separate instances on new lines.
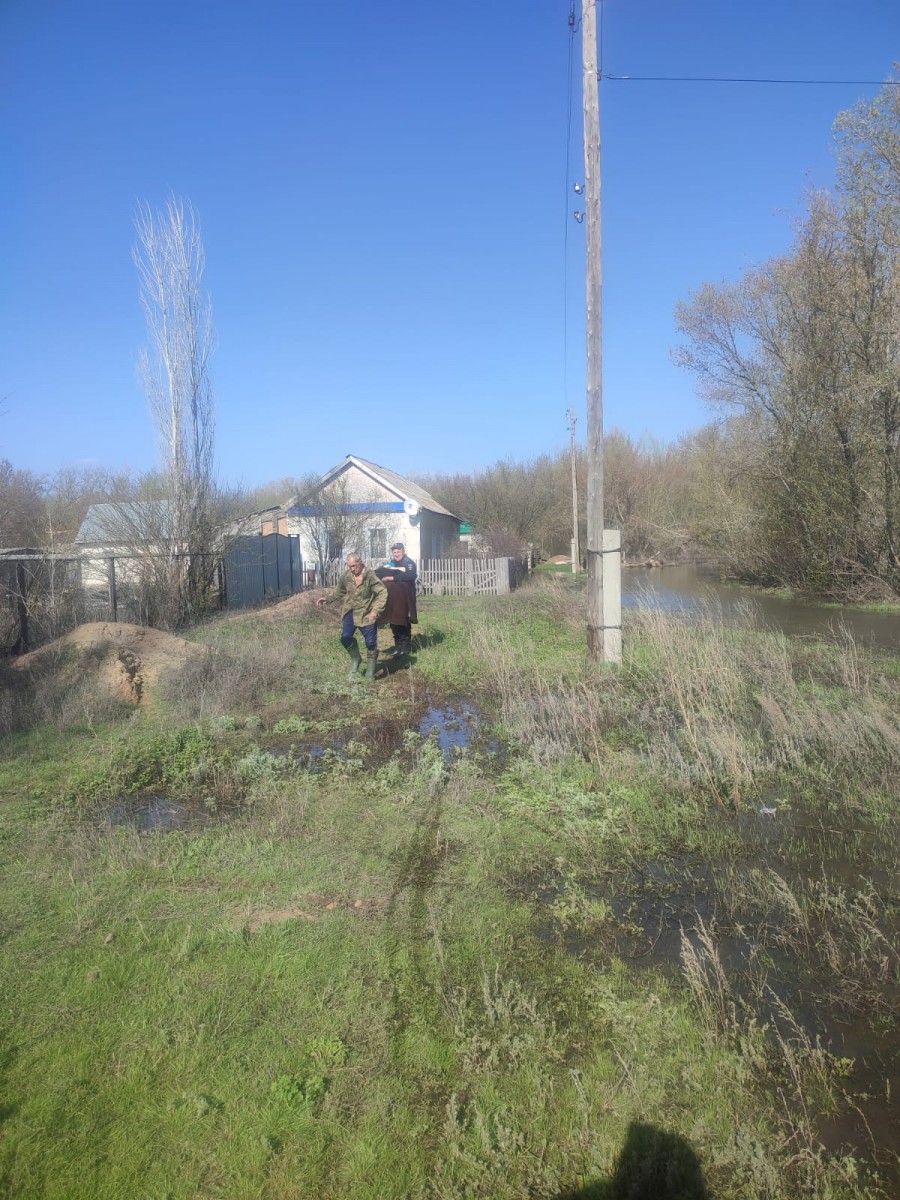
xmin=601 ymin=73 xmax=900 ymax=86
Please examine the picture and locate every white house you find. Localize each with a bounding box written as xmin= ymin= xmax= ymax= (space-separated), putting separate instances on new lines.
xmin=282 ymin=455 xmax=460 ymax=572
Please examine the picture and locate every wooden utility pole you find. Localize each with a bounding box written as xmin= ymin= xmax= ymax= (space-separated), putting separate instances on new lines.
xmin=582 ymin=0 xmax=604 ymax=657
xmin=568 ymin=407 xmax=580 ymax=573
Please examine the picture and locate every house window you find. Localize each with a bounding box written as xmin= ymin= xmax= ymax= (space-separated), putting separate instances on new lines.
xmin=327 ymin=532 xmax=343 ymax=561
xmin=369 ymin=527 xmax=387 ymax=561
xmin=430 ymin=530 xmax=444 ymax=558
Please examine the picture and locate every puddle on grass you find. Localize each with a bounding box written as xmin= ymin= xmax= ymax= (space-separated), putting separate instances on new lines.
xmin=419 ymin=700 xmax=479 ymax=752
xmin=528 ymin=798 xmax=900 ymax=1185
xmin=100 ymin=794 xmax=228 ymax=832
xmin=418 ymin=692 xmax=505 ymax=761
xmin=270 ymin=739 xmax=350 ymax=773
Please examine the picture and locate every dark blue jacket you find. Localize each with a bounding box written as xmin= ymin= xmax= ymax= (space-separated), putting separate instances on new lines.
xmin=377 ymin=554 xmax=417 ymax=584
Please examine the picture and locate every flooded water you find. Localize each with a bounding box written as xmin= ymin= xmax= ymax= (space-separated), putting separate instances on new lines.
xmin=101 ymin=794 xmax=223 ymax=832
xmin=624 ymin=565 xmax=900 ymax=652
xmin=419 ymin=699 xmax=479 ymax=752
xmin=418 ymin=693 xmax=504 ymax=761
xmin=529 ymin=796 xmax=900 ymax=1185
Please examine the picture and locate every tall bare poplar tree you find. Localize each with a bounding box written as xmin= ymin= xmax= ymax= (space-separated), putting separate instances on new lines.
xmin=133 ymin=198 xmax=218 ymax=624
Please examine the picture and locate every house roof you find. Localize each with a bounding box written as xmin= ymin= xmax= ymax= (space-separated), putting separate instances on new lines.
xmin=303 ymin=455 xmax=458 ymax=519
xmin=75 ymin=502 xmax=172 ymax=544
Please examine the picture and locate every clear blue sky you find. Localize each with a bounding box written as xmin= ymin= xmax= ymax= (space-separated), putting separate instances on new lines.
xmin=2 ymin=1 xmax=897 ymax=489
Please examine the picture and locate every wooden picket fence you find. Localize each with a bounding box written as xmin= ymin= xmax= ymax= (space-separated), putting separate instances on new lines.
xmin=321 ymin=555 xmax=529 ymax=596
xmin=419 ymin=556 xmax=528 ymax=596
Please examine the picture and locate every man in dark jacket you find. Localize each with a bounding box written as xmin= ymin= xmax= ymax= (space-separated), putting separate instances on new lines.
xmin=316 ymin=553 xmax=388 ymax=680
xmin=375 ymin=541 xmax=417 ymax=656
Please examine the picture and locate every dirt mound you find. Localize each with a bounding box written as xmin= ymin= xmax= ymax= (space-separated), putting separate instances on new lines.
xmin=220 ymin=589 xmax=329 ymax=624
xmin=12 ymin=621 xmax=202 ymax=706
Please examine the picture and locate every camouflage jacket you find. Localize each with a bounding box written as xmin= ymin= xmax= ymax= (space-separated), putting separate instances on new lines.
xmin=332 ymin=567 xmax=388 ymax=626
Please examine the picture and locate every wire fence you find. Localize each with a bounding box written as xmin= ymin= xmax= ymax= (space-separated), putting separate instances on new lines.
xmin=1 ymin=533 xmax=303 ymax=655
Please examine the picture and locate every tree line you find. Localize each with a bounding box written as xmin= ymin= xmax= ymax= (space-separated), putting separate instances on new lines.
xmin=673 ymin=74 xmax=900 ymax=601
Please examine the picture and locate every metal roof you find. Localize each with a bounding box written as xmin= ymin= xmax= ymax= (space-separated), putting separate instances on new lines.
xmin=75 ymin=502 xmax=173 ymax=544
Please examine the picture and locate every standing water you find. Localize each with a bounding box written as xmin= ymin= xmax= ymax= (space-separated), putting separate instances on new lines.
xmin=624 ymin=565 xmax=900 ymax=652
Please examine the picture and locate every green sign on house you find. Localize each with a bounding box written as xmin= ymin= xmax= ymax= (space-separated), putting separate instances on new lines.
xmin=459 ymin=522 xmax=473 ymax=535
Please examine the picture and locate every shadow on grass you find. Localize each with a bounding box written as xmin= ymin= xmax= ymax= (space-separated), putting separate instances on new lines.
xmin=411 ymin=630 xmax=445 ymax=650
xmin=377 ymin=655 xmax=412 ymax=679
xmin=554 ymin=1122 xmax=710 ymax=1199
xmin=376 ymin=629 xmax=443 ymax=675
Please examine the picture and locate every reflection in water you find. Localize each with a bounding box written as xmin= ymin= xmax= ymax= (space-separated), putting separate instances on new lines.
xmin=418 ymin=694 xmax=504 ymax=761
xmin=102 ymin=794 xmax=218 ymax=832
xmin=419 ymin=700 xmax=478 ymax=753
xmin=624 ymin=566 xmax=900 ymax=652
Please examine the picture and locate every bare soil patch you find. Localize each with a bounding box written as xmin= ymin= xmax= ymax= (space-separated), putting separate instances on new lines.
xmin=12 ymin=621 xmax=202 ymax=706
xmin=245 ymin=893 xmax=388 ymax=932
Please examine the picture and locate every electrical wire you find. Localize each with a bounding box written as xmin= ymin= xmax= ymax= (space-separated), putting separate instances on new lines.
xmin=601 ymin=73 xmax=900 ymax=85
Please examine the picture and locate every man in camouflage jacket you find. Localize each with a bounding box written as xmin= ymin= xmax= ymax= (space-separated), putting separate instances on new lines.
xmin=317 ymin=553 xmax=388 ymax=681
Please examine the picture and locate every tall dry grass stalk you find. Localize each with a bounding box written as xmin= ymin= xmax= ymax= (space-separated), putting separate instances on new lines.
xmin=679 ymin=917 xmax=739 ymax=1041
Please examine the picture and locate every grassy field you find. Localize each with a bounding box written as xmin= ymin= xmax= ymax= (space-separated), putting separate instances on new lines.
xmin=2 ymin=578 xmax=899 ymax=1198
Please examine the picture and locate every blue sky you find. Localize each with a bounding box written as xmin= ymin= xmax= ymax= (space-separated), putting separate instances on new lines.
xmin=2 ymin=1 xmax=897 ymax=489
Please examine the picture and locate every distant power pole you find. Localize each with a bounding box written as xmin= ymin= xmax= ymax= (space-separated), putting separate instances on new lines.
xmin=568 ymin=407 xmax=580 ymax=572
xmin=582 ymin=0 xmax=604 ymax=658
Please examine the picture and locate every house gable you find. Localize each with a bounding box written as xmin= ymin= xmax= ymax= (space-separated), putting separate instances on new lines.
xmin=282 ymin=455 xmax=459 ymax=572
xmin=75 ymin=502 xmax=173 ymax=547
xmin=297 ymin=455 xmax=457 ymax=520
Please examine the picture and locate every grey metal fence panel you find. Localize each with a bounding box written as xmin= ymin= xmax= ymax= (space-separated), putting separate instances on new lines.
xmin=261 ymin=535 xmax=278 ymax=600
xmin=223 ymin=534 xmax=303 ymax=609
xmin=224 ymin=537 xmax=266 ymax=609
xmin=276 ymin=535 xmax=293 ymax=596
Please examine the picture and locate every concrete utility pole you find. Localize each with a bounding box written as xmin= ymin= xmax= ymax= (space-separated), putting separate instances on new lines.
xmin=568 ymin=407 xmax=580 ymax=573
xmin=582 ymin=0 xmax=604 ymax=657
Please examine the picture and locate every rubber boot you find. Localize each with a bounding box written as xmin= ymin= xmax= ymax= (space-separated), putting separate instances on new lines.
xmin=365 ymin=650 xmax=378 ymax=681
xmin=344 ymin=639 xmax=362 ymax=679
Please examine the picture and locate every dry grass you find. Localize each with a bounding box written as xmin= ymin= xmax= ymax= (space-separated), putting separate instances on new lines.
xmin=157 ymin=621 xmax=303 ymax=724
xmin=0 ymin=646 xmax=133 ymax=735
xmin=471 ymin=578 xmax=900 ymax=810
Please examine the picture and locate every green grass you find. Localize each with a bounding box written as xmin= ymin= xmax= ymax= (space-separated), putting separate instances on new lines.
xmin=1 ymin=582 xmax=893 ymax=1198
xmin=0 ymin=764 xmax=783 ymax=1200
xmin=533 ymin=560 xmax=579 ymax=574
